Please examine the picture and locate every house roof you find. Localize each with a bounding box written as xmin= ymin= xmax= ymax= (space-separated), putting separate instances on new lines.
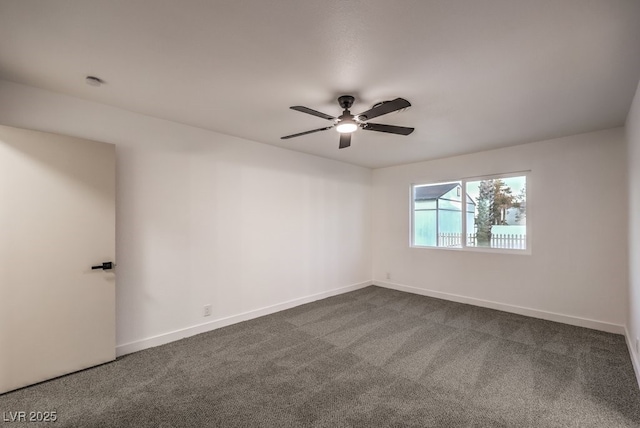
xmin=415 ymin=183 xmax=459 ymax=201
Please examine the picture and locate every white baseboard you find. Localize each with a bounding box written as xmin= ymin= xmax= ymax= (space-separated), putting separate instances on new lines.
xmin=116 ymin=280 xmax=372 ymax=357
xmin=625 ymin=326 xmax=640 ymax=389
xmin=374 ymin=281 xmax=625 ymax=335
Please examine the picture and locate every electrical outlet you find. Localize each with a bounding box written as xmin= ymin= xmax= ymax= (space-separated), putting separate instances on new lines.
xmin=204 ymin=304 xmax=212 ymax=317
xmin=386 ymin=272 xmax=391 ymax=280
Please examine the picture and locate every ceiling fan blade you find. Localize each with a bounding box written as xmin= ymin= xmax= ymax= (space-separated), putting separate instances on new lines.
xmin=362 ymin=123 xmax=415 ymax=135
xmin=281 ymin=126 xmax=333 ymax=139
xmin=290 ymin=106 xmax=336 ymax=121
xmin=339 ymin=133 xmax=351 ymax=149
xmin=355 ymin=98 xmax=411 ymax=121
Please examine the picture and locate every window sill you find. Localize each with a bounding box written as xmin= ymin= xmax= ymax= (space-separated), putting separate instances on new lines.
xmin=409 ymin=245 xmax=531 ymax=255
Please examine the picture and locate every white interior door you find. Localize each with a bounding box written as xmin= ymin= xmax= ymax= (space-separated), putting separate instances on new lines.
xmin=0 ymin=125 xmax=115 ymax=394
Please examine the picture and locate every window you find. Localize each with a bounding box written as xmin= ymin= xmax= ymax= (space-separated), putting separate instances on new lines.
xmin=411 ymin=173 xmax=527 ymax=252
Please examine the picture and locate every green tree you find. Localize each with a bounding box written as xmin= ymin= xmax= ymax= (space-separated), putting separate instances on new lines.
xmin=474 ymin=179 xmax=519 ymax=246
xmin=513 ymin=184 xmax=526 ymax=223
xmin=475 ymin=180 xmax=494 ymax=245
xmin=492 ymin=179 xmax=515 ymax=225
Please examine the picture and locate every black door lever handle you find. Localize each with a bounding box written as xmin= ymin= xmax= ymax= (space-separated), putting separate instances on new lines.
xmin=92 ymin=262 xmax=114 ymax=270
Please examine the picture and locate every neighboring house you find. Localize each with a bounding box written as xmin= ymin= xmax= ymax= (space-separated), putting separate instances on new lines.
xmin=414 ymin=183 xmax=475 ymax=247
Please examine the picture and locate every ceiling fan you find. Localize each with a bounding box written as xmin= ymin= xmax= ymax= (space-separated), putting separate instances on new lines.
xmin=281 ymin=95 xmax=415 ymax=149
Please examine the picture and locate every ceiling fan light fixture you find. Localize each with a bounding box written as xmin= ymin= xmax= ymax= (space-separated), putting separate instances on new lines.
xmin=336 ymin=119 xmax=357 ymax=134
xmin=282 ymin=95 xmax=414 ymax=149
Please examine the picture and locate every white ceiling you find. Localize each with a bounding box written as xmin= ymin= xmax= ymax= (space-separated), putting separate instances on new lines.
xmin=1 ymin=1 xmax=639 ymax=168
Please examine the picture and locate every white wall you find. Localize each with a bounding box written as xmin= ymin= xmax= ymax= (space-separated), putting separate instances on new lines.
xmin=0 ymin=80 xmax=372 ymax=354
xmin=372 ymin=128 xmax=628 ymax=331
xmin=0 ymin=77 xmax=633 ymax=359
xmin=626 ymin=80 xmax=640 ymax=375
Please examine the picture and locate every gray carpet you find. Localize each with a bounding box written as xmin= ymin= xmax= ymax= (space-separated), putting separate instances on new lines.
xmin=1 ymin=286 xmax=639 ymax=427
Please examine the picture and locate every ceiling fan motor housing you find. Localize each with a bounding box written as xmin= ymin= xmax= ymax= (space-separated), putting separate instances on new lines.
xmin=338 ymin=95 xmax=355 ymax=110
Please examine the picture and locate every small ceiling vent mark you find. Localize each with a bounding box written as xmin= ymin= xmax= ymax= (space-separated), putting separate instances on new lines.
xmin=85 ymin=76 xmax=103 ymax=87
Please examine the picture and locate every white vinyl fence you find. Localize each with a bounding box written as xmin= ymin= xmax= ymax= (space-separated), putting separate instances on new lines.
xmin=438 ymin=233 xmax=526 ymax=249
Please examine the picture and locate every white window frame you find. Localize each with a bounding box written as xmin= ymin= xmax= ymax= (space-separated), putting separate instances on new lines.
xmin=410 ymin=171 xmax=531 ymax=255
